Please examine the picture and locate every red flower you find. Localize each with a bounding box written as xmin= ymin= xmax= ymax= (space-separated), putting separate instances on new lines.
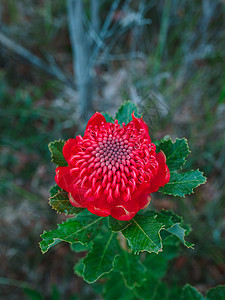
xmin=55 ymin=113 xmax=170 ymax=221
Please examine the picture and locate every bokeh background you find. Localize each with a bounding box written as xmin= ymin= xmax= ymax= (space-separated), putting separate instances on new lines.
xmin=0 ymin=0 xmax=225 ymax=299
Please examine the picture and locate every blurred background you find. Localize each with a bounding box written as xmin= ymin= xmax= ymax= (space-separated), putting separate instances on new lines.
xmin=0 ymin=0 xmax=224 ymax=299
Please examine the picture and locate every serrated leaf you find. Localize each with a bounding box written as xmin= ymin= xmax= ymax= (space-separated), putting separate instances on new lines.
xmin=82 ymin=232 xmax=119 ymax=283
xmin=115 ymin=100 xmax=142 ymax=125
xmin=181 ymin=284 xmax=204 ymax=300
xmin=39 ymin=212 xmax=103 ymax=254
xmin=156 ymin=138 xmax=190 ymax=171
xmin=49 ymin=184 xmax=62 ymax=197
xmin=206 ymin=285 xmax=225 ymax=300
xmin=165 ymin=223 xmax=193 ymax=248
xmin=101 ymin=112 xmax=114 ymax=123
xmin=121 ymin=213 xmax=164 ymax=254
xmin=49 ymin=191 xmax=84 ymax=215
xmin=115 ymin=250 xmax=146 ymax=289
xmin=108 ymin=216 xmax=131 ymax=232
xmin=120 ymin=210 xmax=192 ymax=254
xmin=160 ymin=169 xmax=206 ymax=197
xmin=48 ymin=139 xmax=67 ymax=166
xmin=156 ymin=210 xmax=194 ymax=248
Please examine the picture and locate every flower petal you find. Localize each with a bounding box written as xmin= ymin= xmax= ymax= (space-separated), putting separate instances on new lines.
xmin=148 ymin=151 xmax=170 ymax=193
xmin=55 ymin=166 xmax=76 ymax=192
xmin=85 ymin=112 xmax=107 ymax=132
xmin=86 ymin=195 xmax=111 ymax=217
xmin=110 ymin=199 xmax=139 ymax=221
xmin=130 ymin=112 xmax=151 ymax=143
xmin=131 ymin=183 xmax=152 ymax=210
xmin=63 ymin=138 xmax=78 ymax=162
xmin=69 ymin=192 xmax=86 ymax=208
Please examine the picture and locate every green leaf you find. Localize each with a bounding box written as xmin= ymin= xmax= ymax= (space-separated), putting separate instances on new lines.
xmin=48 ymin=139 xmax=67 ymax=166
xmin=154 ymin=210 xmax=194 ymax=248
xmin=103 ymin=272 xmax=138 ymax=300
xmin=82 ymin=232 xmax=119 ymax=283
xmin=49 ymin=191 xmax=84 ymax=215
xmin=74 ymin=258 xmax=85 ymax=277
xmin=156 ymin=138 xmax=190 ymax=171
xmin=181 ymin=284 xmax=204 ymax=300
xmin=115 ymin=250 xmax=146 ymax=289
xmin=122 ymin=213 xmax=163 ymax=254
xmin=115 ymin=100 xmax=142 ymax=125
xmin=39 ymin=212 xmax=103 ymax=254
xmin=160 ymin=169 xmax=206 ymax=197
xmin=70 ymin=242 xmax=91 ymax=253
xmin=143 ymin=252 xmax=169 ymax=280
xmin=120 ymin=210 xmax=192 ymax=254
xmin=206 ymin=285 xmax=225 ymax=300
xmin=143 ymin=236 xmax=180 ymax=280
xmin=101 ymin=112 xmax=114 ymax=123
xmin=49 ymin=184 xmax=62 ymax=197
xmin=108 ymin=216 xmax=131 ymax=232
xmin=135 ymin=273 xmax=168 ymax=300
xmin=165 ymin=223 xmax=193 ymax=248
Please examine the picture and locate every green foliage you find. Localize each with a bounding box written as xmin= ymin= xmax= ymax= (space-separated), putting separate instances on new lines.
xmin=40 ymin=101 xmax=210 ymax=298
xmin=182 ymin=284 xmax=204 ymax=300
xmin=49 ymin=184 xmax=62 ymax=197
xmin=135 ymin=274 xmax=169 ymax=300
xmin=82 ymin=232 xmax=119 ymax=283
xmin=115 ymin=250 xmax=146 ymax=289
xmin=70 ymin=242 xmax=91 ymax=253
xmin=102 ymin=272 xmax=138 ymax=300
xmin=115 ymin=100 xmax=142 ymax=125
xmin=206 ymin=285 xmax=225 ymax=300
xmin=143 ymin=236 xmax=180 ymax=280
xmin=39 ymin=212 xmax=103 ymax=253
xmin=74 ymin=258 xmax=85 ymax=278
xmin=49 ymin=191 xmax=84 ymax=215
xmin=156 ymin=138 xmax=190 ymax=171
xmin=24 ymin=288 xmax=43 ymax=300
xmin=180 ymin=284 xmax=225 ymax=300
xmin=108 ymin=216 xmax=131 ymax=232
xmin=110 ymin=210 xmax=193 ymax=255
xmin=160 ymin=170 xmax=206 ymax=197
xmin=157 ymin=138 xmax=206 ymax=197
xmin=118 ymin=213 xmax=165 ymax=254
xmin=48 ymin=139 xmax=67 ymax=166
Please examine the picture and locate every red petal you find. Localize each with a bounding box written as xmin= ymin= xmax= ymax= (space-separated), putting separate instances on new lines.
xmin=148 ymin=151 xmax=170 ymax=193
xmin=85 ymin=112 xmax=107 ymax=132
xmin=110 ymin=199 xmax=139 ymax=221
xmin=69 ymin=192 xmax=85 ymax=208
xmin=87 ymin=206 xmax=111 ymax=217
xmin=139 ymin=195 xmax=151 ymax=210
xmin=131 ymin=183 xmax=152 ymax=210
xmin=86 ymin=195 xmax=110 ymax=217
xmin=130 ymin=112 xmax=151 ymax=143
xmin=55 ymin=166 xmax=76 ymax=192
xmin=63 ymin=138 xmax=78 ymax=162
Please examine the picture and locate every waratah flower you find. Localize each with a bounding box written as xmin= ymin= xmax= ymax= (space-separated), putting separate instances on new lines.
xmin=55 ymin=113 xmax=170 ymax=221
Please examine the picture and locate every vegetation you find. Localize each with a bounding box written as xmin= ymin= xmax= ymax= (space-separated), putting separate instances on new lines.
xmin=0 ymin=0 xmax=224 ymax=299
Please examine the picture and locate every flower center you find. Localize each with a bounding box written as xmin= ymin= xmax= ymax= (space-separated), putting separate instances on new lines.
xmin=71 ymin=120 xmax=158 ymax=203
xmin=94 ymin=135 xmax=133 ymax=171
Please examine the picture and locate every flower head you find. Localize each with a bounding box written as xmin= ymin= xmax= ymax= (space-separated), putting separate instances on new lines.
xmin=55 ymin=113 xmax=170 ymax=220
